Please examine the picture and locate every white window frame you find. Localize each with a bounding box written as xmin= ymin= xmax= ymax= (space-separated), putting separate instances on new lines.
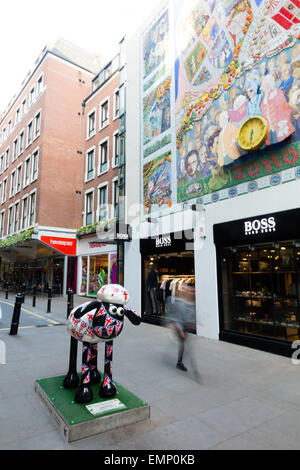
xmin=112 ymin=130 xmax=119 ymax=168
xmin=7 ymin=204 xmax=13 ymax=236
xmin=26 ymin=120 xmax=33 ymax=148
xmin=16 ymin=163 xmax=22 ymax=194
xmin=99 ymin=97 xmax=110 ymax=131
xmin=28 ymin=189 xmax=37 ymax=227
xmin=24 ymin=156 xmax=31 ymax=188
xmin=0 ymin=210 xmax=5 ymax=238
xmin=15 ymin=107 xmax=20 ymax=126
xmin=2 ymin=177 xmax=7 ymax=204
xmin=10 ymin=170 xmax=16 ymax=198
xmin=4 ymin=147 xmax=9 ymax=170
xmin=98 ymin=137 xmax=110 ymax=176
xmin=21 ymin=97 xmax=27 ymax=117
xmin=21 ymin=194 xmax=29 ymax=230
xmin=97 ymin=181 xmax=109 ymax=222
xmin=84 ymin=189 xmax=94 ymax=226
xmin=31 ymin=147 xmax=39 ymax=182
xmin=85 ymin=146 xmax=96 ymax=182
xmin=37 ymin=73 xmax=44 ymax=96
xmin=112 ymin=176 xmax=119 ymax=218
xmin=19 ymin=129 xmax=25 ymax=156
xmin=0 ymin=154 xmax=4 ymax=175
xmin=13 ymin=138 xmax=18 ymax=161
xmin=13 ymin=200 xmax=20 ymax=234
xmin=113 ymin=88 xmax=120 ymax=120
xmin=29 ymin=86 xmax=35 ymax=107
xmin=86 ymin=108 xmax=96 ymax=140
xmin=33 ymin=109 xmax=41 ymax=139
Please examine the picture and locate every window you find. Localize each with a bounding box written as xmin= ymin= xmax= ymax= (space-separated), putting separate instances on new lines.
xmin=27 ymin=121 xmax=33 ymax=146
xmin=16 ymin=165 xmax=22 ymax=193
xmin=14 ymin=202 xmax=19 ymax=233
xmin=112 ymin=179 xmax=119 ymax=218
xmin=98 ymin=185 xmax=108 ymax=222
xmin=31 ymin=150 xmax=38 ymax=181
xmin=2 ymin=178 xmax=7 ymax=204
xmin=113 ymin=132 xmax=119 ymax=167
xmin=29 ymin=87 xmax=35 ymax=106
xmin=24 ymin=157 xmax=31 ymax=187
xmin=99 ymin=140 xmax=109 ymax=174
xmin=114 ymin=90 xmax=120 ymax=119
xmin=86 ymin=149 xmax=95 ymax=181
xmin=29 ymin=192 xmax=36 ymax=226
xmin=85 ymin=192 xmax=93 ymax=226
xmin=21 ymin=197 xmax=28 ymax=229
xmin=7 ymin=120 xmax=12 ymax=135
xmin=34 ymin=112 xmax=41 ymax=138
xmin=5 ymin=148 xmax=9 ymax=169
xmin=37 ymin=75 xmax=43 ymax=96
xmin=10 ymin=171 xmax=16 ymax=197
xmin=19 ymin=131 xmax=24 ymax=155
xmin=13 ymin=138 xmax=18 ymax=161
xmin=7 ymin=207 xmax=13 ymax=235
xmin=22 ymin=99 xmax=26 ymax=116
xmin=87 ymin=111 xmax=96 ymax=138
xmin=100 ymin=99 xmax=109 ymax=128
xmin=0 ymin=211 xmax=4 ymax=238
xmin=0 ymin=154 xmax=4 ymax=174
xmin=15 ymin=108 xmax=20 ymax=125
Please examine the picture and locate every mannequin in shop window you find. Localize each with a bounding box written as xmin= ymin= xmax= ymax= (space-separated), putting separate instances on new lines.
xmin=148 ymin=267 xmax=161 ymax=315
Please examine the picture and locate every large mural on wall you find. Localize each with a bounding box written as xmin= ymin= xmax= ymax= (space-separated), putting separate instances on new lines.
xmin=141 ymin=0 xmax=300 ymax=213
xmin=175 ymin=0 xmax=300 ymax=203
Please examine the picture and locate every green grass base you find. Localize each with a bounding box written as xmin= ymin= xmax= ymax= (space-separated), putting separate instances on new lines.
xmin=36 ymin=375 xmax=148 ymax=426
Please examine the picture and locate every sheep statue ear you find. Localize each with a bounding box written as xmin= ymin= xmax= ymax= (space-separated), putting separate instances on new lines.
xmin=123 ymin=306 xmax=141 ymax=326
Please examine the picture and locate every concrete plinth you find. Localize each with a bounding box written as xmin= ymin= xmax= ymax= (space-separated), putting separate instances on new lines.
xmin=35 ymin=376 xmax=150 ymax=443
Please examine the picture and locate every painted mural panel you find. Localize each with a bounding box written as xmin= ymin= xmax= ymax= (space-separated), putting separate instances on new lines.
xmin=143 ymin=76 xmax=172 ymax=146
xmin=174 ymin=0 xmax=300 ymax=203
xmin=143 ymin=152 xmax=172 ymax=214
xmin=143 ymin=10 xmax=170 ymax=79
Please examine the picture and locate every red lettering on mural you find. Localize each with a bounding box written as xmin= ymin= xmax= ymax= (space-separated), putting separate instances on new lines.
xmin=261 ymin=154 xmax=282 ymax=173
xmin=247 ymin=162 xmax=261 ymax=178
xmin=282 ymin=147 xmax=299 ymax=165
xmin=234 ymin=164 xmax=247 ymax=181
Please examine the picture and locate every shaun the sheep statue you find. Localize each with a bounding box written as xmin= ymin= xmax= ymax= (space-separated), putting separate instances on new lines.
xmin=63 ymin=284 xmax=141 ymax=404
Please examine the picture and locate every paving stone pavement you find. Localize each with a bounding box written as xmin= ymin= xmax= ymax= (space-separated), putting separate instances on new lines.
xmin=0 ymin=293 xmax=299 ymax=450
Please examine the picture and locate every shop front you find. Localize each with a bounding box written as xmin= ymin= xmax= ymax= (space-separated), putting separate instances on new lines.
xmin=214 ymin=207 xmax=300 ymax=357
xmin=78 ymin=238 xmax=118 ymax=297
xmin=0 ymin=232 xmax=78 ymax=296
xmin=140 ymin=230 xmax=196 ymax=333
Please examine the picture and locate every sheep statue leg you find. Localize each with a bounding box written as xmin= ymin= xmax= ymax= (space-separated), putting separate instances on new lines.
xmin=99 ymin=340 xmax=117 ymax=399
xmin=89 ymin=344 xmax=101 ymax=385
xmin=75 ymin=342 xmax=94 ymax=404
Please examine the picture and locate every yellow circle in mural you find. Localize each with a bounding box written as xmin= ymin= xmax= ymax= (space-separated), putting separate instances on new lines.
xmin=238 ymin=116 xmax=268 ymax=152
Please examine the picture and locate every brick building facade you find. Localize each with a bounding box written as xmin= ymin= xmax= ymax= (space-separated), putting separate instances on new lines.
xmin=0 ymin=39 xmax=102 ymax=295
xmin=76 ymin=55 xmax=120 ymax=297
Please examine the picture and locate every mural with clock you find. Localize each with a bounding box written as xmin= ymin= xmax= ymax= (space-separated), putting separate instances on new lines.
xmin=175 ymin=0 xmax=300 ymax=203
xmin=141 ymin=0 xmax=300 ymax=214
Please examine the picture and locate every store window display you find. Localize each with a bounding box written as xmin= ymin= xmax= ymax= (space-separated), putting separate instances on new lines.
xmin=221 ymin=241 xmax=300 ymax=342
xmin=143 ymin=252 xmax=196 ymax=334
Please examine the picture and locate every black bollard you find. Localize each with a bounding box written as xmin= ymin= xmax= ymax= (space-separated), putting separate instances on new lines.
xmin=47 ymin=287 xmax=52 ymax=313
xmin=9 ymin=293 xmax=23 ymax=336
xmin=21 ymin=283 xmax=26 ymax=303
xmin=32 ymin=285 xmax=37 ymax=308
xmin=63 ymin=288 xmax=79 ymax=390
xmin=5 ymin=285 xmax=8 ymax=299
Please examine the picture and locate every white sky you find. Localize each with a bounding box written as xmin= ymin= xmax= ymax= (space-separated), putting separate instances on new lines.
xmin=0 ymin=0 xmax=162 ymax=113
